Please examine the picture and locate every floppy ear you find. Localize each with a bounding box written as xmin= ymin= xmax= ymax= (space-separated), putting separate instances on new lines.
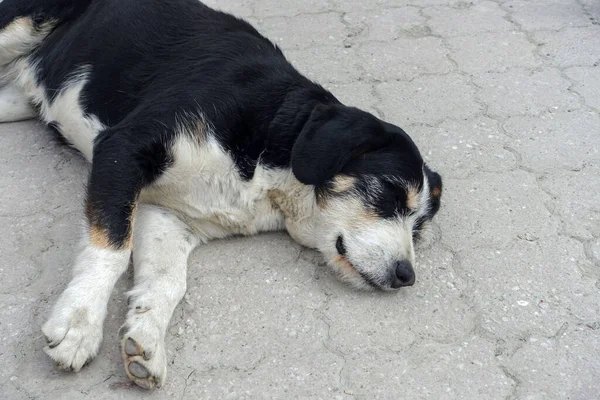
xmin=424 ymin=163 xmax=442 ymax=216
xmin=291 ymin=104 xmax=391 ymax=185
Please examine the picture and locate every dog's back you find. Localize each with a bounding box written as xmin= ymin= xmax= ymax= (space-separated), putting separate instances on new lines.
xmin=2 ymin=0 xmax=291 ymax=126
xmin=1 ymin=0 xmax=318 ymax=166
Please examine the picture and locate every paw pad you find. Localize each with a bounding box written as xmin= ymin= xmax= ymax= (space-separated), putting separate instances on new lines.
xmin=121 ymin=336 xmax=164 ymax=390
xmin=128 ymin=361 xmax=150 ymax=379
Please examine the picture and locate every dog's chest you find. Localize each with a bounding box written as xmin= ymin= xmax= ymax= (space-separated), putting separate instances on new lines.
xmin=139 ymin=136 xmax=285 ymax=239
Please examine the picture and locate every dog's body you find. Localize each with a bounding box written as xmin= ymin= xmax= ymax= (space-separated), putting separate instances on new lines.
xmin=0 ymin=0 xmax=442 ymax=389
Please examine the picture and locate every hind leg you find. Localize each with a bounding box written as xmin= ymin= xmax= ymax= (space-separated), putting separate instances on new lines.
xmin=0 ymin=13 xmax=52 ymax=123
xmin=0 ymin=17 xmax=40 ymax=64
xmin=0 ymin=83 xmax=36 ymax=122
xmin=0 ymin=16 xmax=55 ymax=65
xmin=120 ymin=205 xmax=199 ymax=389
xmin=0 ymin=6 xmax=59 ymax=122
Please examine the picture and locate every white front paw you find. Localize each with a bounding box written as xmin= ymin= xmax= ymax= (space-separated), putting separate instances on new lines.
xmin=42 ymin=296 xmax=105 ymax=371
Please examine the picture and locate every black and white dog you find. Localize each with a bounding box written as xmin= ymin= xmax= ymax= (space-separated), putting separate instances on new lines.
xmin=0 ymin=0 xmax=442 ymax=390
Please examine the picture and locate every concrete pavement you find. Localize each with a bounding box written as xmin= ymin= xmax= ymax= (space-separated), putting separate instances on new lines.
xmin=1 ymin=0 xmax=599 ymax=398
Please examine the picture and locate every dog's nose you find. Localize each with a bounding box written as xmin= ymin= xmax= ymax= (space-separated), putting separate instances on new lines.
xmin=392 ymin=261 xmax=415 ymax=288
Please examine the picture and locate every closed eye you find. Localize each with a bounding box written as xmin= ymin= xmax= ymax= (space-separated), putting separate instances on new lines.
xmin=336 ymin=236 xmax=346 ymax=255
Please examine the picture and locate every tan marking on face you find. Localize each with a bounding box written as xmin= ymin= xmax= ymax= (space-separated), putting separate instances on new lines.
xmin=332 ymin=175 xmax=356 ymax=193
xmin=0 ymin=17 xmax=56 ymax=67
xmin=333 ymin=255 xmax=366 ymax=282
xmin=316 ymin=191 xmax=328 ymax=207
xmin=406 ymin=187 xmax=419 ymax=211
xmin=340 ymin=196 xmax=380 ymax=227
xmin=333 ymin=254 xmax=348 ymax=264
xmin=89 ymin=225 xmax=113 ymax=249
xmin=333 ymin=255 xmax=354 ymax=271
xmin=322 ymin=193 xmax=380 ymax=231
xmin=432 ymin=187 xmax=441 ymax=197
xmin=356 ymin=207 xmax=379 ymax=224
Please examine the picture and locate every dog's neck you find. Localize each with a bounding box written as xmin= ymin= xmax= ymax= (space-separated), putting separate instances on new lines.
xmin=260 ymin=86 xmax=338 ymax=248
xmin=267 ymin=173 xmax=322 ymax=249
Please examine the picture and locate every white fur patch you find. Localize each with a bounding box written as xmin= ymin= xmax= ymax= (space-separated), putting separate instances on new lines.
xmin=266 ymin=168 xmax=321 ymax=249
xmin=140 ymin=133 xmax=287 ymax=240
xmin=42 ymin=68 xmax=104 ymax=161
xmin=5 ymin=60 xmax=103 ymax=161
xmin=0 ymin=17 xmax=54 ymax=65
xmin=121 ymin=205 xmax=199 ymax=389
xmin=42 ymin=233 xmax=131 ymax=371
xmin=0 ymin=83 xmax=36 ymax=122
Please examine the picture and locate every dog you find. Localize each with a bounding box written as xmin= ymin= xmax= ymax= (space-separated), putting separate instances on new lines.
xmin=0 ymin=0 xmax=443 ymax=390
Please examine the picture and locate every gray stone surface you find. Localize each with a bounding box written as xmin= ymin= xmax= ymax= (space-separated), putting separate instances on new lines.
xmin=1 ymin=0 xmax=599 ymax=398
xmin=504 ymin=0 xmax=590 ymax=30
xmin=447 ymin=31 xmax=542 ymax=73
xmin=424 ymin=1 xmax=514 ymax=36
xmin=502 ymin=111 xmax=600 ymax=171
xmin=359 ymin=38 xmax=453 ymax=81
xmin=534 ymin=26 xmax=600 ymax=67
xmin=377 ymin=74 xmax=483 ymax=124
xmin=565 ymin=66 xmax=600 ymax=112
xmin=472 ymin=67 xmax=581 ymax=117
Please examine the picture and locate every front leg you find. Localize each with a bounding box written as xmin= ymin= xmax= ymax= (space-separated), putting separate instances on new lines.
xmin=42 ymin=237 xmax=131 ymax=370
xmin=42 ymin=126 xmax=169 ymax=370
xmin=120 ymin=205 xmax=199 ymax=389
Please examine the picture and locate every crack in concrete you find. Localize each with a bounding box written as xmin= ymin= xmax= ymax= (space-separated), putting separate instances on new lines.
xmin=180 ymin=369 xmax=196 ymax=400
xmin=500 ymin=365 xmax=522 ymax=400
xmin=311 ymin=292 xmax=348 ymax=390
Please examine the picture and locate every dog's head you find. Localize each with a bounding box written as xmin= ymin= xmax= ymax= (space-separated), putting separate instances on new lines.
xmin=289 ymin=104 xmax=442 ymax=290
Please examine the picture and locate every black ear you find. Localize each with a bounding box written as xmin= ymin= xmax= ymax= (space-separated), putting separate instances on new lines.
xmin=291 ymin=104 xmax=391 ymax=185
xmin=424 ymin=163 xmax=442 ymax=216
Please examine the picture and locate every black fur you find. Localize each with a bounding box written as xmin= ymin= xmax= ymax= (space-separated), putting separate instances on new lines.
xmin=86 ymin=121 xmax=174 ymax=247
xmin=2 ymin=0 xmax=442 ymax=246
xmin=291 ymin=104 xmax=415 ymax=186
xmin=0 ymin=0 xmax=91 ymax=30
xmin=424 ymin=164 xmax=443 ymax=216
